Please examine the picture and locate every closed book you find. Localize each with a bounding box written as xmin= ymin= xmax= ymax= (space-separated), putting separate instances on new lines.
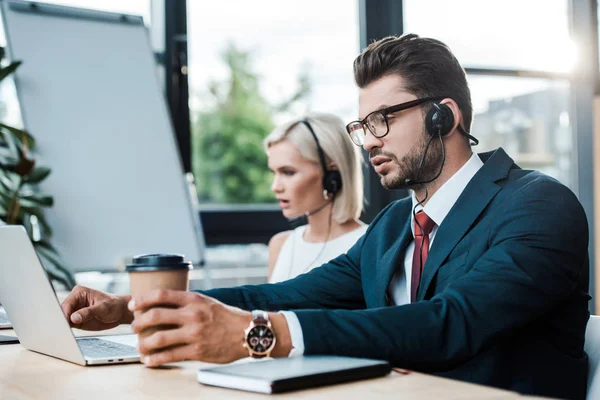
xmin=197 ymin=356 xmax=391 ymax=394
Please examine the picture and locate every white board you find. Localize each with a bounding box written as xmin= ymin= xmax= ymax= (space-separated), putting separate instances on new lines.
xmin=1 ymin=0 xmax=205 ymax=271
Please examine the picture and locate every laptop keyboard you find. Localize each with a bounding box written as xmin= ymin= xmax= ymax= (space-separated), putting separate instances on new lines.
xmin=77 ymin=337 xmax=139 ymax=359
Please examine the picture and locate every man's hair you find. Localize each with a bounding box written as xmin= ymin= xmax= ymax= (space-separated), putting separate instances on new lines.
xmin=264 ymin=112 xmax=364 ymax=224
xmin=353 ymin=33 xmax=473 ymax=131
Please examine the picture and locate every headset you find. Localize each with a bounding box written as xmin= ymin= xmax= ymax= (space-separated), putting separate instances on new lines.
xmin=425 ymin=102 xmax=479 ymax=144
xmin=405 ymin=101 xmax=479 ymax=187
xmin=410 ymin=101 xmax=479 ymax=294
xmin=299 ymin=119 xmax=342 ymax=198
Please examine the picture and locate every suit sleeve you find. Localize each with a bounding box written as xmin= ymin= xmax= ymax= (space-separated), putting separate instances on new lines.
xmin=291 ymin=180 xmax=589 ymax=370
xmin=196 ymin=202 xmax=397 ymax=312
xmin=197 ymin=227 xmax=377 ymax=313
xmin=196 ymin=241 xmax=365 ymax=311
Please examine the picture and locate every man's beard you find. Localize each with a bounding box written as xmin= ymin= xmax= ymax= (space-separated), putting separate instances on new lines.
xmin=371 ymin=131 xmax=443 ymax=190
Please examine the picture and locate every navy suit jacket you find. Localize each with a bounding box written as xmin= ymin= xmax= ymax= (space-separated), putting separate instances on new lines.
xmin=201 ymin=148 xmax=590 ymax=399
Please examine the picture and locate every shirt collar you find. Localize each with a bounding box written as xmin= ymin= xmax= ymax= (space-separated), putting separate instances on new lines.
xmin=411 ymin=152 xmax=484 ymax=235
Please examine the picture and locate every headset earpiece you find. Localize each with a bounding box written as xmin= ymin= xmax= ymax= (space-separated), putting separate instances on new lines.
xmin=323 ymin=170 xmax=342 ymax=198
xmin=299 ymin=119 xmax=343 ymax=198
xmin=425 ymin=103 xmax=454 ymax=137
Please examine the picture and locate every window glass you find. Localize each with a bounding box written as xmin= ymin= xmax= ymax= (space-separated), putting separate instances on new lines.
xmin=469 ymin=76 xmax=572 ymax=187
xmin=187 ymin=0 xmax=360 ymax=204
xmin=404 ymin=0 xmax=575 ymax=72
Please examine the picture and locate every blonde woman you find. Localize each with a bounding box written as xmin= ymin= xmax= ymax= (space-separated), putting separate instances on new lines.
xmin=265 ymin=113 xmax=366 ymax=283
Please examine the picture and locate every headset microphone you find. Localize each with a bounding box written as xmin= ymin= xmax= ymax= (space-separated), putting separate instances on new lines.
xmin=404 ymin=101 xmax=461 ymax=188
xmin=286 ymin=200 xmax=332 ymax=229
xmin=285 ymin=119 xmax=341 ymax=229
xmin=404 ymin=133 xmax=445 ymax=188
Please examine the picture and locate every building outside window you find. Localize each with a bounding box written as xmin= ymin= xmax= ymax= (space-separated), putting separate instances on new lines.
xmin=404 ymin=0 xmax=576 ymax=188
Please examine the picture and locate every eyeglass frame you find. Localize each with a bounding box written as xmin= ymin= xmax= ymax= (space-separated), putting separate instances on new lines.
xmin=345 ymin=96 xmax=446 ymax=146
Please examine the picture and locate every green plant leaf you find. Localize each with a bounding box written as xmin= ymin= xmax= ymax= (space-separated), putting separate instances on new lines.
xmin=0 ymin=146 xmax=16 ymax=161
xmin=0 ymin=189 xmax=12 ymax=202
xmin=0 ymin=161 xmax=20 ymax=173
xmin=35 ymin=243 xmax=76 ymax=289
xmin=23 ymin=166 xmax=51 ymax=183
xmin=36 ymin=253 xmax=74 ymax=290
xmin=20 ymin=206 xmax=52 ymax=236
xmin=0 ymin=54 xmax=72 ymax=288
xmin=35 ymin=239 xmax=59 ymax=255
xmin=0 ymin=170 xmax=15 ymax=191
xmin=1 ymin=125 xmax=18 ymax=155
xmin=0 ymin=61 xmax=21 ymax=83
xmin=18 ymin=192 xmax=54 ymax=207
xmin=44 ymin=269 xmax=71 ymax=291
xmin=0 ymin=139 xmax=19 ymax=163
xmin=0 ymin=123 xmax=35 ymax=150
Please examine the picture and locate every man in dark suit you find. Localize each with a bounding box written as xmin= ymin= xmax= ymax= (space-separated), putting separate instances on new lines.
xmin=62 ymin=34 xmax=590 ymax=399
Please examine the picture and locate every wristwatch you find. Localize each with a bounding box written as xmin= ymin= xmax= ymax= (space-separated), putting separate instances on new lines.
xmin=243 ymin=310 xmax=276 ymax=358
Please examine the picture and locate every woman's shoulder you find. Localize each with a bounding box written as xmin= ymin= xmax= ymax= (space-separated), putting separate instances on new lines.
xmin=348 ymin=222 xmax=369 ymax=238
xmin=331 ymin=222 xmax=368 ymax=243
xmin=355 ymin=222 xmax=369 ymax=232
xmin=268 ymin=230 xmax=293 ymax=250
xmin=267 ymin=230 xmax=294 ymax=279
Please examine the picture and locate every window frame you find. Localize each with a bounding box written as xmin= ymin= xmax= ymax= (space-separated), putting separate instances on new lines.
xmin=163 ymin=0 xmax=598 ymax=316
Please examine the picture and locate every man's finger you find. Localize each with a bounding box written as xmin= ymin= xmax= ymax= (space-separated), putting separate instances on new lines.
xmin=61 ymin=300 xmax=74 ymax=319
xmin=70 ymin=306 xmax=95 ymax=325
xmin=71 ymin=302 xmax=116 ymax=325
xmin=137 ymin=327 xmax=190 ymax=356
xmin=142 ymin=342 xmax=195 ymax=367
xmin=129 ymin=289 xmax=195 ymax=312
xmin=61 ymin=287 xmax=86 ymax=321
xmin=131 ymin=307 xmax=184 ymax=334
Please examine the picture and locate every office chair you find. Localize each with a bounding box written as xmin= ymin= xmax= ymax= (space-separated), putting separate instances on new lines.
xmin=585 ymin=315 xmax=600 ymax=399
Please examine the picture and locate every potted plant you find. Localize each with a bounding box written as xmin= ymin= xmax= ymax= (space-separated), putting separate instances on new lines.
xmin=0 ymin=47 xmax=75 ymax=290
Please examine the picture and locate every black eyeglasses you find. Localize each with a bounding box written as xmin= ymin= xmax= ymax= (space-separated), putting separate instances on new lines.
xmin=345 ymin=96 xmax=444 ymax=146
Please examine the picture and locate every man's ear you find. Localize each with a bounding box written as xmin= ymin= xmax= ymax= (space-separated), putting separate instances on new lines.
xmin=440 ymin=98 xmax=463 ymax=136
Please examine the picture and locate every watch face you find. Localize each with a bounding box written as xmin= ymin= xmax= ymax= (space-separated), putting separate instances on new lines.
xmin=246 ymin=324 xmax=274 ymax=353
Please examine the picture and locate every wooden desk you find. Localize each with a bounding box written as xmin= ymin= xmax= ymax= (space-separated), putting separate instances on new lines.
xmin=0 ymin=326 xmax=538 ymax=400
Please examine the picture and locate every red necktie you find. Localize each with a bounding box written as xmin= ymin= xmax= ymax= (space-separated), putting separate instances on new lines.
xmin=411 ymin=211 xmax=436 ymax=302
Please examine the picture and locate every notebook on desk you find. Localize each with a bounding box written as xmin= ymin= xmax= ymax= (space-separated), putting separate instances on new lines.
xmin=196 ymin=356 xmax=391 ymax=394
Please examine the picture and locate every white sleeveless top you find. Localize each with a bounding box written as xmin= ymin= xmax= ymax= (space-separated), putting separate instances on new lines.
xmin=269 ymin=224 xmax=369 ymax=283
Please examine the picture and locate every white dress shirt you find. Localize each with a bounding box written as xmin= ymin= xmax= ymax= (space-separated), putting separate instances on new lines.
xmin=281 ymin=152 xmax=484 ymax=356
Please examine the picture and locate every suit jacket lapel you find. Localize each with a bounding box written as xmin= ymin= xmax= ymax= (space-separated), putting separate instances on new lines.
xmin=374 ymin=205 xmax=413 ymax=308
xmin=416 ymin=148 xmax=515 ymax=301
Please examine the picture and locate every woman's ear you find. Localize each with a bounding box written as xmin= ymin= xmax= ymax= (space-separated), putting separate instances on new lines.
xmin=327 ymin=162 xmax=339 ymax=172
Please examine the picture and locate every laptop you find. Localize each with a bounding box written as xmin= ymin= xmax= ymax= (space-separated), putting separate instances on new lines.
xmin=0 ymin=225 xmax=140 ymax=365
xmin=0 ymin=306 xmax=12 ymax=329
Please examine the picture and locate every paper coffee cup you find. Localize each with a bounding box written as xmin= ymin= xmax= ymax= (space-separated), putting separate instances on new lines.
xmin=126 ymin=254 xmax=192 ymax=343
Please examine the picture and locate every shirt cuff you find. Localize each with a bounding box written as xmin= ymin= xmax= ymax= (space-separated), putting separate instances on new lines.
xmin=278 ymin=311 xmax=305 ymax=357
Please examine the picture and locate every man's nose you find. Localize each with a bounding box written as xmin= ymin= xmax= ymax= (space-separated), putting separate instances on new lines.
xmin=362 ymin=129 xmax=383 ymax=153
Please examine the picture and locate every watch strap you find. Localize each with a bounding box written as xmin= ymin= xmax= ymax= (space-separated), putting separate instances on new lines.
xmin=252 ymin=310 xmax=269 ymax=324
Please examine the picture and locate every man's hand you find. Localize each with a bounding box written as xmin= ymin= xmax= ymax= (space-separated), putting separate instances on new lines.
xmin=61 ymin=285 xmax=133 ymax=330
xmin=130 ymin=290 xmax=253 ymax=367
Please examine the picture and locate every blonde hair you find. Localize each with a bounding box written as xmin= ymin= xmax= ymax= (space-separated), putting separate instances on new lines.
xmin=264 ymin=112 xmax=364 ymax=223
